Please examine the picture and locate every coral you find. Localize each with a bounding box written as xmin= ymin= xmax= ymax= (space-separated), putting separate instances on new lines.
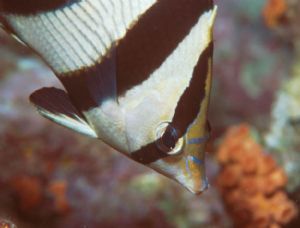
xmin=264 ymin=0 xmax=300 ymax=192
xmin=216 ymin=124 xmax=298 ymax=227
xmin=9 ymin=175 xmax=43 ymax=211
xmin=265 ymin=72 xmax=300 ymax=192
xmin=8 ymin=175 xmax=70 ymax=216
xmin=262 ymin=0 xmax=287 ymax=28
xmin=0 ymin=119 xmax=229 ymax=228
xmin=262 ymin=0 xmax=300 ymax=46
xmin=211 ymin=0 xmax=289 ymax=137
xmin=47 ymin=180 xmax=70 ymax=215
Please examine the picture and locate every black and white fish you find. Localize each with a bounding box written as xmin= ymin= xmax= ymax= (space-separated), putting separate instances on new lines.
xmin=0 ymin=0 xmax=217 ymax=194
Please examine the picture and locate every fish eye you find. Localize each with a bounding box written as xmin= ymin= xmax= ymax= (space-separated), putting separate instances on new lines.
xmin=155 ymin=122 xmax=184 ymax=155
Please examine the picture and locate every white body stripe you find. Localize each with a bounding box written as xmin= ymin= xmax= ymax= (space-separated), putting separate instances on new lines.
xmin=85 ymin=7 xmax=217 ymax=153
xmin=5 ymin=0 xmax=156 ymax=73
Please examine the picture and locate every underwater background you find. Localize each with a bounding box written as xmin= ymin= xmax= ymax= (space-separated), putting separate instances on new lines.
xmin=0 ymin=0 xmax=299 ymax=227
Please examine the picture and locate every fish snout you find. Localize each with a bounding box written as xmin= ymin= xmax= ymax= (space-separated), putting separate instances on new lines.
xmin=179 ymin=154 xmax=209 ymax=194
xmin=184 ymin=176 xmax=209 ymax=195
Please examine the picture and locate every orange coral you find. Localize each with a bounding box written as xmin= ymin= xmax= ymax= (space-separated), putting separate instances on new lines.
xmin=263 ymin=0 xmax=287 ymax=28
xmin=216 ymin=124 xmax=297 ymax=228
xmin=8 ymin=175 xmax=71 ymax=216
xmin=47 ymin=180 xmax=70 ymax=214
xmin=9 ymin=175 xmax=43 ymax=211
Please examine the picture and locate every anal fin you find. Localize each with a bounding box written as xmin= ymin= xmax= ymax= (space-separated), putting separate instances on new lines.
xmin=30 ymin=87 xmax=97 ymax=138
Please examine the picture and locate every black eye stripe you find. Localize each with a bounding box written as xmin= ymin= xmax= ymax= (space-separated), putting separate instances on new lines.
xmin=168 ymin=42 xmax=213 ymax=138
xmin=0 ymin=0 xmax=79 ymax=15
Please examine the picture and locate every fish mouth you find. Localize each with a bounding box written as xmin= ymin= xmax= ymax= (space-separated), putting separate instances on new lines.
xmin=182 ymin=177 xmax=209 ymax=195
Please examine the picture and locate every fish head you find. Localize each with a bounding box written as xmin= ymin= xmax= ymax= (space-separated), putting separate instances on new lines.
xmin=128 ymin=71 xmax=212 ymax=194
xmin=153 ymin=120 xmax=211 ymax=194
xmin=126 ymin=39 xmax=214 ymax=194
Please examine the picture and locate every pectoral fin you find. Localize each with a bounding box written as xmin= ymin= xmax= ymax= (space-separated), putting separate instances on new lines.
xmin=30 ymin=87 xmax=97 ymax=138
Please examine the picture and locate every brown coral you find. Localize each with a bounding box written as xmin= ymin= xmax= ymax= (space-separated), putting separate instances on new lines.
xmin=216 ymin=124 xmax=297 ymax=227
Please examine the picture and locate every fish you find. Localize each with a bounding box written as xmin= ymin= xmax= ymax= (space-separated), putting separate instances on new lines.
xmin=0 ymin=0 xmax=217 ymax=194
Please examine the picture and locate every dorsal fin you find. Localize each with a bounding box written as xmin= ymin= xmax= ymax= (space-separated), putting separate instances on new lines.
xmin=30 ymin=87 xmax=97 ymax=138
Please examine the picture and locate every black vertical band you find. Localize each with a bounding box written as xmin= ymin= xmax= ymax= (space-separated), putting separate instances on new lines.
xmin=116 ymin=0 xmax=213 ymax=96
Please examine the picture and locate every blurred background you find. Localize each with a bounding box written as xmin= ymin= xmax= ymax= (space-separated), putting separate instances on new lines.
xmin=0 ymin=0 xmax=300 ymax=227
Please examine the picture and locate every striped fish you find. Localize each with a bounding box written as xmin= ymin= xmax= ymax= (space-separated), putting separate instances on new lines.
xmin=0 ymin=0 xmax=217 ymax=194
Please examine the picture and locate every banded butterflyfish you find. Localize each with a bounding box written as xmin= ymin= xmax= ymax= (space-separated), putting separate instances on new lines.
xmin=0 ymin=0 xmax=217 ymax=194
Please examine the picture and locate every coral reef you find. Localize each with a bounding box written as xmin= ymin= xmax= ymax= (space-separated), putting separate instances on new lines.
xmin=263 ymin=0 xmax=300 ymax=192
xmin=0 ymin=116 xmax=228 ymax=227
xmin=1 ymin=0 xmax=300 ymax=227
xmin=265 ymin=73 xmax=300 ymax=192
xmin=217 ymin=124 xmax=298 ymax=227
xmin=211 ymin=0 xmax=289 ymax=138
